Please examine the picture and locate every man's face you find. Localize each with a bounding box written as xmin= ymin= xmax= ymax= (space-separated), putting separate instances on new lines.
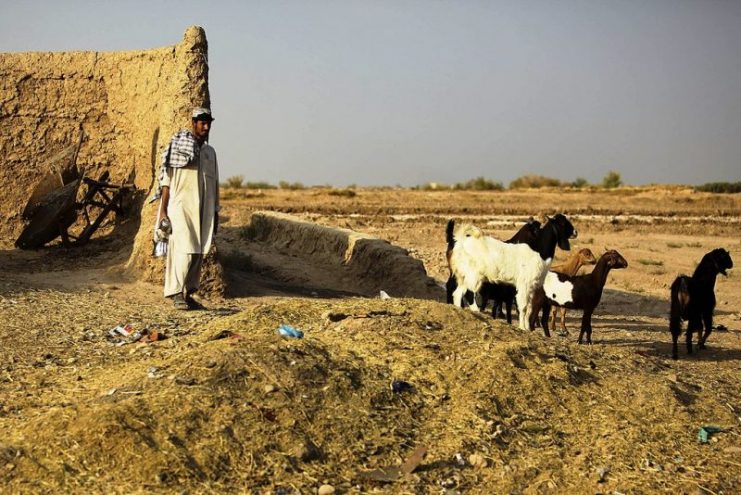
xmin=192 ymin=118 xmax=212 ymax=143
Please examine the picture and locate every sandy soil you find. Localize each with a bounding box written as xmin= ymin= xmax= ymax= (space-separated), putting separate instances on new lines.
xmin=0 ymin=187 xmax=739 ymax=494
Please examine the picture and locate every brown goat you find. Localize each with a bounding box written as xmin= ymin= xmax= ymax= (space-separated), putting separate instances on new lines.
xmin=548 ymin=248 xmax=597 ymax=333
xmin=531 ymin=250 xmax=628 ymax=342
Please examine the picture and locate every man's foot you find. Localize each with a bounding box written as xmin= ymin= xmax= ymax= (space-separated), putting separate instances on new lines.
xmin=185 ymin=293 xmax=206 ymax=310
xmin=173 ymin=293 xmax=189 ymax=310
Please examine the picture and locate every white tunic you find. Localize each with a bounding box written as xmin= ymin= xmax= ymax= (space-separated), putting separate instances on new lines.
xmin=161 ymin=143 xmax=219 ymax=255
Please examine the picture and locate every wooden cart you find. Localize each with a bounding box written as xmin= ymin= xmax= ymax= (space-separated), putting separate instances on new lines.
xmin=15 ymin=137 xmax=136 ymax=249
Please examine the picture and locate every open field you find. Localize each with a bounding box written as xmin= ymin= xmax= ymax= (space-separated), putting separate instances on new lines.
xmin=1 ymin=187 xmax=739 ymax=494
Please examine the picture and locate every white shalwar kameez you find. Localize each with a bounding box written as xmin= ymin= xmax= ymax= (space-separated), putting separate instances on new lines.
xmin=161 ymin=142 xmax=219 ymax=297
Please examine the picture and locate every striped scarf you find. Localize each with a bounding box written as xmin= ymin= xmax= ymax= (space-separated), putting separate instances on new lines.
xmin=149 ymin=130 xmax=200 ymax=202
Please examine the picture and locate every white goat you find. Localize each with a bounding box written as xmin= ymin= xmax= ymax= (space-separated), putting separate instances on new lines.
xmin=449 ymin=214 xmax=576 ymax=331
xmin=449 ymin=224 xmax=551 ymax=330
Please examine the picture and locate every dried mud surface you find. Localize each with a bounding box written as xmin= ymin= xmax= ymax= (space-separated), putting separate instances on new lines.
xmin=1 ymin=188 xmax=739 ymax=494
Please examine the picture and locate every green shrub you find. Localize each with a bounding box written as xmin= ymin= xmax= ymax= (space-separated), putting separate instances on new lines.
xmin=601 ymin=170 xmax=623 ymax=188
xmin=509 ymin=175 xmax=562 ymax=189
xmin=571 ymin=177 xmax=589 ymax=188
xmin=224 ymin=175 xmax=245 ymax=188
xmin=695 ymin=182 xmax=741 ymax=193
xmin=453 ymin=177 xmax=504 ymax=191
xmin=245 ymin=181 xmax=277 ymax=189
xmin=278 ymin=181 xmax=305 ymax=190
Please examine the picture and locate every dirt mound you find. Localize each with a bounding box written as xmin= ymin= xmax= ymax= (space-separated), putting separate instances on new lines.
xmin=2 ymin=298 xmax=737 ymax=494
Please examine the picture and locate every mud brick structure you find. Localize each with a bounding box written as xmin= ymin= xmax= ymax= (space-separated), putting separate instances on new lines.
xmin=0 ymin=26 xmax=224 ymax=292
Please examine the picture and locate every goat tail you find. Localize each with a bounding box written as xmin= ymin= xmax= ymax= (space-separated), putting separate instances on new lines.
xmin=446 ymin=219 xmax=456 ymax=252
xmin=670 ymin=275 xmax=691 ymax=323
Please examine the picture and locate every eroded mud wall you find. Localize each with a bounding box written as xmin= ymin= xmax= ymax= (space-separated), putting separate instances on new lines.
xmin=0 ymin=26 xmax=222 ymax=291
xmin=247 ymin=211 xmax=443 ymax=299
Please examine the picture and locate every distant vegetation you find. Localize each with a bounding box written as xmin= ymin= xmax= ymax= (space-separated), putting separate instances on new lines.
xmin=417 ymin=174 xmax=603 ymax=191
xmin=223 ymin=175 xmax=245 ymax=188
xmin=695 ymin=182 xmax=741 ymax=194
xmin=601 ymin=170 xmax=623 ymax=189
xmin=570 ymin=177 xmax=589 ymax=188
xmin=454 ymin=177 xmax=504 ymax=191
xmin=509 ymin=174 xmax=562 ymax=189
xmin=245 ymin=181 xmax=277 ymax=189
xmin=221 ymin=177 xmax=358 ymax=194
xmin=223 ymin=176 xmax=299 ymax=190
xmin=222 ymin=171 xmax=737 ymax=193
xmin=278 ymin=181 xmax=305 ymax=190
xmin=414 ymin=177 xmax=503 ymax=191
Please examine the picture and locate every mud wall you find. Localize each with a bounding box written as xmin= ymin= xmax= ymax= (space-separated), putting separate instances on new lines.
xmin=247 ymin=211 xmax=443 ymax=299
xmin=0 ymin=26 xmax=221 ymax=290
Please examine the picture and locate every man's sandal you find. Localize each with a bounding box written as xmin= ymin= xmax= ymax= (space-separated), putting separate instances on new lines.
xmin=173 ymin=294 xmax=189 ymax=310
xmin=185 ymin=294 xmax=206 ymax=310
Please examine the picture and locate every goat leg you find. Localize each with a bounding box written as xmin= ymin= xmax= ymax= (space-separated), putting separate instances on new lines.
xmin=578 ymin=311 xmax=590 ymax=344
xmin=560 ymin=307 xmax=569 ymax=334
xmin=686 ymin=328 xmax=693 ymax=355
xmin=452 ymin=285 xmax=466 ymax=308
xmin=669 ymin=318 xmax=681 ymax=360
xmin=669 ymin=291 xmax=684 ymax=359
xmin=474 ymin=292 xmax=485 ymax=311
xmin=584 ymin=309 xmax=594 ymax=344
xmin=445 ymin=277 xmax=456 ymax=304
xmin=540 ymin=300 xmax=551 ymax=338
xmin=671 ymin=332 xmax=680 ymax=360
xmin=516 ymin=290 xmax=530 ymax=331
xmin=687 ymin=316 xmax=703 ymax=355
xmin=477 ymin=292 xmax=487 ymax=312
xmin=698 ymin=311 xmax=713 ymax=350
xmin=549 ymin=306 xmax=557 ymax=332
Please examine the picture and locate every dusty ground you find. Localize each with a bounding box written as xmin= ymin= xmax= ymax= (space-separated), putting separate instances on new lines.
xmin=1 ymin=187 xmax=739 ymax=494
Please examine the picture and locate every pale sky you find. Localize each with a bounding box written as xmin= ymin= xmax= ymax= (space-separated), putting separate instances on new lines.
xmin=2 ymin=0 xmax=740 ymax=186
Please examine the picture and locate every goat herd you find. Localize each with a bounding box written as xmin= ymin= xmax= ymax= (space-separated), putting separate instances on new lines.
xmin=444 ymin=214 xmax=733 ymax=360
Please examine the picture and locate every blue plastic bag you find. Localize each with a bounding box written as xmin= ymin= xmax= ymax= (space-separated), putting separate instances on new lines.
xmin=697 ymin=425 xmax=723 ymax=444
xmin=277 ymin=324 xmax=304 ymax=339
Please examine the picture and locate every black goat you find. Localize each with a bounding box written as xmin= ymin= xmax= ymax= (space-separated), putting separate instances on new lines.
xmin=530 ymin=250 xmax=628 ymax=341
xmin=445 ymin=218 xmax=541 ymax=324
xmin=669 ymin=248 xmax=733 ymax=359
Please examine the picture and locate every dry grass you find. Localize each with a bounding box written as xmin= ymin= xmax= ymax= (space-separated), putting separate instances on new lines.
xmin=2 ymin=295 xmax=738 ymax=494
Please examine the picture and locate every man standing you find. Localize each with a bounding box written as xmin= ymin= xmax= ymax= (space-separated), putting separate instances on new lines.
xmin=157 ymin=107 xmax=219 ymax=309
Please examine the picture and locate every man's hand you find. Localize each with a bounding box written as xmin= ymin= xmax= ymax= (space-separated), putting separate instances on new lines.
xmin=159 ymin=215 xmax=171 ymax=232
